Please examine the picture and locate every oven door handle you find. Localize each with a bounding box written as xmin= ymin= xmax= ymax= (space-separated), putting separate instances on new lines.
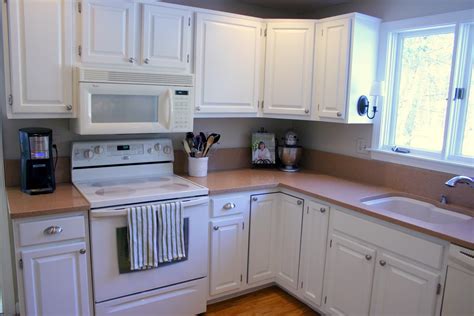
xmin=90 ymin=197 xmax=209 ymax=218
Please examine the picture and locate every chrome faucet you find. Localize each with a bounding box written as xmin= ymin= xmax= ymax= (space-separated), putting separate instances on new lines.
xmin=445 ymin=176 xmax=474 ymax=188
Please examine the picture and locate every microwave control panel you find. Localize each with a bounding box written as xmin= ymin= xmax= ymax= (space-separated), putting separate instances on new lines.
xmin=172 ymin=89 xmax=193 ymax=131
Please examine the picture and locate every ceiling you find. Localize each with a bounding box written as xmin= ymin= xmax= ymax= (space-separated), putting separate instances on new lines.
xmin=240 ymin=0 xmax=352 ymax=11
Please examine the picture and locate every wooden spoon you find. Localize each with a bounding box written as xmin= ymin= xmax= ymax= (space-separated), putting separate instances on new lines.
xmin=182 ymin=140 xmax=191 ymax=156
xmin=203 ymin=135 xmax=214 ymax=157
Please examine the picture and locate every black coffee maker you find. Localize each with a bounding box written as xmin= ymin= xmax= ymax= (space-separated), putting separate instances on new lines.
xmin=19 ymin=128 xmax=56 ymax=194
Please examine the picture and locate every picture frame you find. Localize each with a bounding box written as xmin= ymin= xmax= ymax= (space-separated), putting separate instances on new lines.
xmin=251 ymin=132 xmax=276 ymax=167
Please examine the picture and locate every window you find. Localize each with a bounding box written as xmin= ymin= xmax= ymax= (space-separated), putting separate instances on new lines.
xmin=375 ymin=11 xmax=474 ymax=173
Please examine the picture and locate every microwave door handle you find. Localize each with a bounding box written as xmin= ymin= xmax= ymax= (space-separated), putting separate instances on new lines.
xmin=161 ymin=89 xmax=173 ymax=130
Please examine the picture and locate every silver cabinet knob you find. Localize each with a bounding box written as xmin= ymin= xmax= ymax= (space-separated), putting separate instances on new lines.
xmin=297 ymin=200 xmax=303 ymax=205
xmin=223 ymin=202 xmax=236 ymax=210
xmin=66 ymin=104 xmax=72 ymax=111
xmin=196 ymin=106 xmax=201 ymax=111
xmin=129 ymin=57 xmax=136 ymax=63
xmin=144 ymin=58 xmax=150 ymax=64
xmin=336 ymin=112 xmax=342 ymax=117
xmin=252 ymin=197 xmax=258 ymax=202
xmin=320 ymin=207 xmax=326 ymax=213
xmin=79 ymin=249 xmax=86 ymax=255
xmin=305 ymin=109 xmax=310 ymax=114
xmin=44 ymin=226 xmax=63 ymax=235
xmin=379 ymin=260 xmax=386 ymax=266
xmin=365 ymin=254 xmax=372 ymax=261
xmin=213 ymin=226 xmax=219 ymax=231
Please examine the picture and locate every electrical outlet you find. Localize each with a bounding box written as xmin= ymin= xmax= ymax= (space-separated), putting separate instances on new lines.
xmin=356 ymin=138 xmax=369 ymax=154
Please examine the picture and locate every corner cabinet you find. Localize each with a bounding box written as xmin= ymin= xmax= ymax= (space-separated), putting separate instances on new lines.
xmin=4 ymin=0 xmax=75 ymax=118
xmin=195 ymin=13 xmax=263 ymax=115
xmin=314 ymin=13 xmax=380 ymax=123
xmin=12 ymin=213 xmax=92 ymax=316
xmin=263 ymin=21 xmax=315 ymax=117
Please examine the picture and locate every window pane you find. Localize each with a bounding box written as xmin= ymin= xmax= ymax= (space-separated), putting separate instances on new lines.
xmin=461 ymin=61 xmax=474 ymax=157
xmin=393 ymin=30 xmax=454 ymax=152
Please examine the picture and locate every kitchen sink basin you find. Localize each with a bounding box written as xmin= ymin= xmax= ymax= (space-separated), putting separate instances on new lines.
xmin=361 ymin=196 xmax=472 ymax=224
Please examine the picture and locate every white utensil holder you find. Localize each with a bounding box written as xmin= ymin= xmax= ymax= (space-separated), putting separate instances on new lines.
xmin=188 ymin=157 xmax=209 ymax=177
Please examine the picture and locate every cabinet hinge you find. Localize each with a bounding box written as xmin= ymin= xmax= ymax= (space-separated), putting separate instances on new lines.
xmin=262 ymin=101 xmax=264 ymax=109
xmin=329 ymin=239 xmax=332 ymax=248
xmin=19 ymin=259 xmax=23 ymax=269
xmin=453 ymin=87 xmax=465 ymax=100
xmin=240 ymin=274 xmax=243 ymax=282
xmin=8 ymin=94 xmax=13 ymax=106
xmin=306 ymin=206 xmax=309 ymax=214
xmin=188 ymin=17 xmax=191 ymax=26
xmin=242 ymin=222 xmax=245 ymax=230
xmin=300 ymin=281 xmax=303 ymax=288
xmin=321 ymin=29 xmax=324 ymax=36
xmin=264 ymin=28 xmax=267 ymax=37
xmin=317 ymin=104 xmax=320 ymax=111
xmin=78 ymin=45 xmax=82 ymax=57
xmin=187 ymin=54 xmax=190 ymax=63
xmin=324 ymin=296 xmax=327 ymax=304
xmin=77 ymin=2 xmax=82 ymax=13
xmin=436 ymin=283 xmax=442 ymax=295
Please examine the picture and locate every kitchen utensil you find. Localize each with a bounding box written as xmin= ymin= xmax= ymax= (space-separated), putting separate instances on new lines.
xmin=203 ymin=135 xmax=214 ymax=157
xmin=183 ymin=140 xmax=191 ymax=156
xmin=212 ymin=134 xmax=221 ymax=144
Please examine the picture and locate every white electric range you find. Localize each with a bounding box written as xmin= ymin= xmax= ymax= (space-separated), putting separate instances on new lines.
xmin=71 ymin=139 xmax=209 ymax=316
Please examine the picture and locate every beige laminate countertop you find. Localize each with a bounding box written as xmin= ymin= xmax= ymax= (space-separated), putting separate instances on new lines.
xmin=185 ymin=169 xmax=474 ymax=249
xmin=7 ymin=184 xmax=90 ymax=219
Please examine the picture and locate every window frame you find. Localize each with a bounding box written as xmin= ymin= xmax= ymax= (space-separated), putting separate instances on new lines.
xmin=372 ymin=9 xmax=474 ymax=175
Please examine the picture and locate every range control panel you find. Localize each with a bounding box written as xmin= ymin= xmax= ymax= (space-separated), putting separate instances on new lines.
xmin=72 ymin=139 xmax=174 ymax=168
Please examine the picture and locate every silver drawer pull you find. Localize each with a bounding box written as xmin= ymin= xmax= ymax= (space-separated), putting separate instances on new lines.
xmin=297 ymin=200 xmax=303 ymax=205
xmin=252 ymin=197 xmax=258 ymax=202
xmin=213 ymin=226 xmax=219 ymax=231
xmin=44 ymin=226 xmax=63 ymax=235
xmin=223 ymin=202 xmax=236 ymax=210
xmin=79 ymin=249 xmax=86 ymax=255
xmin=365 ymin=254 xmax=372 ymax=261
xmin=320 ymin=207 xmax=326 ymax=213
xmin=379 ymin=260 xmax=386 ymax=266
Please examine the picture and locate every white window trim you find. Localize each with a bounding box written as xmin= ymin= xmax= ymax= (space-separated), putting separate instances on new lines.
xmin=372 ymin=9 xmax=474 ymax=175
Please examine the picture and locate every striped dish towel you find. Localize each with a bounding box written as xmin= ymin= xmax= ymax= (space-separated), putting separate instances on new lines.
xmin=127 ymin=201 xmax=185 ymax=270
xmin=127 ymin=205 xmax=158 ymax=270
xmin=156 ymin=201 xmax=186 ymax=263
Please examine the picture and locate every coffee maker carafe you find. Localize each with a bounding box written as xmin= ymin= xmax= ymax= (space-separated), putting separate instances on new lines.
xmin=19 ymin=128 xmax=56 ymax=194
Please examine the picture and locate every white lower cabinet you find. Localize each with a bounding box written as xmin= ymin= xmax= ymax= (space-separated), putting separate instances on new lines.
xmin=248 ymin=194 xmax=280 ymax=284
xmin=13 ymin=213 xmax=92 ymax=316
xmin=324 ymin=233 xmax=376 ymax=315
xmin=370 ymin=252 xmax=440 ymax=316
xmin=208 ymin=193 xmax=250 ymax=298
xmin=299 ymin=201 xmax=330 ymax=307
xmin=275 ymin=194 xmax=304 ymax=290
xmin=22 ymin=242 xmax=91 ymax=316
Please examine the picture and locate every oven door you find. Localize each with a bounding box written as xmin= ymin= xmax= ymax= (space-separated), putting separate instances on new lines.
xmin=89 ymin=197 xmax=209 ymax=303
xmin=77 ymin=82 xmax=175 ymax=135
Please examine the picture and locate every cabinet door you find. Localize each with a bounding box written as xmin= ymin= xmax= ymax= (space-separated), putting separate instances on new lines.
xmin=209 ymin=216 xmax=245 ymax=296
xmin=263 ymin=21 xmax=314 ymax=116
xmin=370 ymin=253 xmax=440 ymax=316
xmin=6 ymin=0 xmax=74 ymax=117
xmin=195 ymin=13 xmax=262 ymax=114
xmin=141 ymin=5 xmax=191 ymax=72
xmin=21 ymin=242 xmax=90 ymax=316
xmin=315 ymin=18 xmax=351 ymax=121
xmin=275 ymin=194 xmax=304 ymax=290
xmin=299 ymin=201 xmax=330 ymax=306
xmin=324 ymin=233 xmax=376 ymax=316
xmin=248 ymin=194 xmax=279 ymax=284
xmin=81 ymin=0 xmax=136 ymax=65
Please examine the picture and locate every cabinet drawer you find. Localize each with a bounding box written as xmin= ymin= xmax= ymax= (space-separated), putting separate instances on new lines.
xmin=18 ymin=216 xmax=86 ymax=247
xmin=211 ymin=194 xmax=249 ymax=217
xmin=331 ymin=210 xmax=444 ymax=269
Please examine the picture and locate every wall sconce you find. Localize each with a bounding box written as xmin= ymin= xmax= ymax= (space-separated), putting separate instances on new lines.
xmin=357 ymin=81 xmax=384 ymax=119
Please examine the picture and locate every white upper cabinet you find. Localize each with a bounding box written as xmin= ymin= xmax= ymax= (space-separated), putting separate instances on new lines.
xmin=5 ymin=0 xmax=74 ymax=118
xmin=263 ymin=21 xmax=315 ymax=117
xmin=195 ymin=13 xmax=262 ymax=114
xmin=81 ymin=0 xmax=137 ymax=65
xmin=141 ymin=5 xmax=191 ymax=71
xmin=299 ymin=201 xmax=330 ymax=307
xmin=314 ymin=13 xmax=380 ymax=123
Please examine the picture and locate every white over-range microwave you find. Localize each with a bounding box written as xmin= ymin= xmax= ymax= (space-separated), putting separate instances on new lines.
xmin=72 ymin=68 xmax=195 ymax=135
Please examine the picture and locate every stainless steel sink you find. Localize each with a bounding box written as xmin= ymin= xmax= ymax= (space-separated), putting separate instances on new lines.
xmin=361 ymin=196 xmax=472 ymax=224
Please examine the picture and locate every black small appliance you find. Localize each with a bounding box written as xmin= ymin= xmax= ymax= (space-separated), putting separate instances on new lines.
xmin=19 ymin=128 xmax=56 ymax=194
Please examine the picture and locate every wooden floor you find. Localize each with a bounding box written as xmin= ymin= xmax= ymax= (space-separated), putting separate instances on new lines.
xmin=205 ymin=287 xmax=320 ymax=316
